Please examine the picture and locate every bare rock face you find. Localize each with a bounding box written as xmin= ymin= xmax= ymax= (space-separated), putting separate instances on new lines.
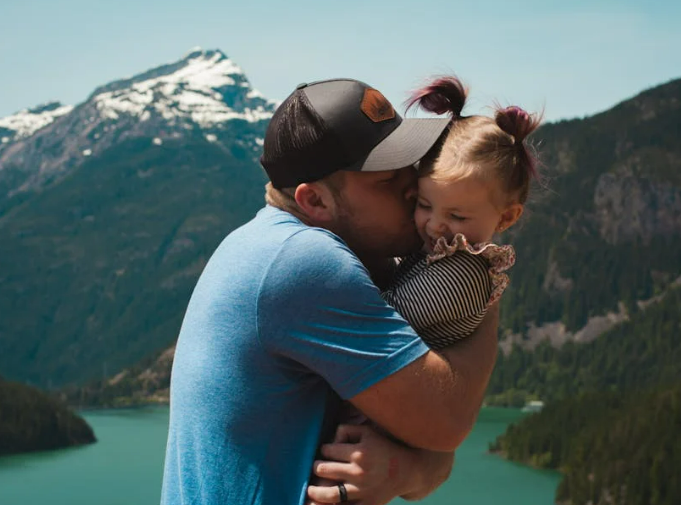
xmin=542 ymin=258 xmax=574 ymax=295
xmin=62 ymin=345 xmax=176 ymax=407
xmin=499 ymin=302 xmax=629 ymax=355
xmin=594 ymin=168 xmax=681 ymax=245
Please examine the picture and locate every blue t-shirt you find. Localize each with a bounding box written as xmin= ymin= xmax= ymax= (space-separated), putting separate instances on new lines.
xmin=161 ymin=205 xmax=428 ymax=505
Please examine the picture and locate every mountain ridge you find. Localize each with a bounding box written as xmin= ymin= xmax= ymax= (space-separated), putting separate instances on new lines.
xmin=0 ymin=55 xmax=679 ymax=389
xmin=59 ymin=75 xmax=681 ymax=407
xmin=0 ymin=48 xmax=275 ymax=213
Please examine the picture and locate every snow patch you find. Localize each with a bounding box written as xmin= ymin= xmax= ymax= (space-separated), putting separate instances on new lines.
xmin=82 ymin=149 xmax=92 ymax=156
xmin=1 ymin=137 xmax=9 ymax=143
xmin=0 ymin=104 xmax=73 ymax=139
xmin=92 ymin=52 xmax=274 ymax=128
xmin=153 ymin=137 xmax=163 ymax=145
xmin=205 ymin=134 xmax=217 ymax=142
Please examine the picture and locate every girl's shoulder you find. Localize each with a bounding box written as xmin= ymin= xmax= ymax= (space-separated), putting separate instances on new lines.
xmin=427 ymin=233 xmax=516 ymax=306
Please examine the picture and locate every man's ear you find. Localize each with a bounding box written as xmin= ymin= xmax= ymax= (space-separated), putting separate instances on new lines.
xmin=496 ymin=203 xmax=523 ymax=233
xmin=294 ymin=182 xmax=336 ymax=224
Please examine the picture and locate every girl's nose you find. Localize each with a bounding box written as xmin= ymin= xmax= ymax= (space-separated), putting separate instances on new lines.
xmin=427 ymin=219 xmax=447 ymax=235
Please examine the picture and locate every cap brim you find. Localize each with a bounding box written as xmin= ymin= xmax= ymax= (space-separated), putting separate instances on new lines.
xmin=360 ymin=117 xmax=450 ymax=172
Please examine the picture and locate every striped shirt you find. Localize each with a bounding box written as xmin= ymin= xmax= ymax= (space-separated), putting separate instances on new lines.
xmin=382 ymin=250 xmax=492 ymax=349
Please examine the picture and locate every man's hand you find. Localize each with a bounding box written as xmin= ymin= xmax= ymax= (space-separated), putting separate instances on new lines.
xmin=306 ymin=424 xmax=454 ymax=505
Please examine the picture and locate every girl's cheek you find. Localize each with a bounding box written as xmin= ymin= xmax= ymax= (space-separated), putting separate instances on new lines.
xmin=413 ymin=210 xmax=427 ymax=234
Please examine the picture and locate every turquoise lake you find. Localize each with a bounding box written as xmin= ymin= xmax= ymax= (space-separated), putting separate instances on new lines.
xmin=0 ymin=407 xmax=560 ymax=505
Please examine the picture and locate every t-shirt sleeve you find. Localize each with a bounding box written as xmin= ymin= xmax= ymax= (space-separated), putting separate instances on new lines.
xmin=256 ymin=228 xmax=429 ymax=400
xmin=383 ymin=252 xmax=492 ymax=347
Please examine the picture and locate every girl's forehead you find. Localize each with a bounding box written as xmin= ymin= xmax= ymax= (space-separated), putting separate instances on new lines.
xmin=420 ymin=175 xmax=489 ymax=194
xmin=419 ymin=176 xmax=499 ymax=208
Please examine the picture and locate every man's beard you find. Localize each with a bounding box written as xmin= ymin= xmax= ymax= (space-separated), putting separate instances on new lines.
xmin=330 ymin=198 xmax=422 ymax=261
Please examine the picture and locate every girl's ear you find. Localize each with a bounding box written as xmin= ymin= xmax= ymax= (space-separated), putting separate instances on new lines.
xmin=294 ymin=182 xmax=337 ymax=224
xmin=496 ymin=203 xmax=523 ymax=232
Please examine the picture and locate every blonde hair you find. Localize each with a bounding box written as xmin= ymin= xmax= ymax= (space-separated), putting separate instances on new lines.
xmin=409 ymin=76 xmax=542 ymax=205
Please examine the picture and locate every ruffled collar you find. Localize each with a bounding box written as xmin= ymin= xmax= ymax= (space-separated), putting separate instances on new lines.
xmin=426 ymin=233 xmax=516 ymax=306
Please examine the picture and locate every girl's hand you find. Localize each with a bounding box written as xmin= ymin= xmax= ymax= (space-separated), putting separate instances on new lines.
xmin=306 ymin=424 xmax=423 ymax=505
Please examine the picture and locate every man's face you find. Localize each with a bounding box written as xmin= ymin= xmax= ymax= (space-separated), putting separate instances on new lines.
xmin=329 ymin=166 xmax=422 ymax=259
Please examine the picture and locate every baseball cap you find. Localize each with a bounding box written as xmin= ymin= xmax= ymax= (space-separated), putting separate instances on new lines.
xmin=260 ymin=78 xmax=451 ymax=188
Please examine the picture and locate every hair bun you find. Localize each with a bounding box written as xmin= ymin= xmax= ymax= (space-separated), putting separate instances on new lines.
xmin=495 ymin=106 xmax=541 ymax=144
xmin=406 ymin=76 xmax=468 ymax=117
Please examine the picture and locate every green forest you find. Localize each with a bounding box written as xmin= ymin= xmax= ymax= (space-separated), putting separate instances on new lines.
xmin=490 ymin=384 xmax=681 ymax=505
xmin=488 ymin=287 xmax=681 ymax=404
xmin=0 ymin=377 xmax=95 ymax=456
xmin=483 ymin=80 xmax=681 ymax=504
xmin=490 ymin=287 xmax=681 ymax=504
xmin=498 ymin=77 xmax=681 ymax=335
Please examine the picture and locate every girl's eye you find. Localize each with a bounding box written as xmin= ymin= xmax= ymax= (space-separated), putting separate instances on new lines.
xmin=417 ymin=202 xmax=431 ymax=210
xmin=449 ymin=214 xmax=467 ymax=221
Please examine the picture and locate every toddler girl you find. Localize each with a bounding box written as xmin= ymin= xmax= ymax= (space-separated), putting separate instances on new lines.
xmin=382 ymin=76 xmax=542 ymax=349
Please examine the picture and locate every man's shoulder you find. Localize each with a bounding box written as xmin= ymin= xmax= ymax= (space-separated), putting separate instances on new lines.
xmin=270 ymin=228 xmax=367 ymax=288
xmin=245 ymin=206 xmax=342 ymax=244
xmin=252 ymin=207 xmax=360 ymax=272
xmin=250 ymin=211 xmax=372 ymax=301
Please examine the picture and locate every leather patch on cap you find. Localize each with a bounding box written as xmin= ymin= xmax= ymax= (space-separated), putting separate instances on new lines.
xmin=360 ymin=88 xmax=396 ymax=123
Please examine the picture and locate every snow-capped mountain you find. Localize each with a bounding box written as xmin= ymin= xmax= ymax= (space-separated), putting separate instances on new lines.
xmin=0 ymin=48 xmax=277 ymax=199
xmin=90 ymin=48 xmax=276 ymax=127
xmin=0 ymin=48 xmax=280 ymax=386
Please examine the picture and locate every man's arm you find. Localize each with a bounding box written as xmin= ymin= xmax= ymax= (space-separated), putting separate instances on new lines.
xmin=261 ymin=230 xmax=497 ymax=452
xmin=349 ymin=304 xmax=499 ymax=452
xmin=400 ymin=450 xmax=455 ymax=501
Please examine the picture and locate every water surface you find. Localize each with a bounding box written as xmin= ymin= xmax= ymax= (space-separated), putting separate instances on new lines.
xmin=0 ymin=406 xmax=560 ymax=505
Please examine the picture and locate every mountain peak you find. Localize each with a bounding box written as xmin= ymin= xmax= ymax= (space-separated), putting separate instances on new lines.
xmin=182 ymin=47 xmax=229 ymax=63
xmin=0 ymin=47 xmax=276 ymax=199
xmin=89 ymin=47 xmax=274 ymax=127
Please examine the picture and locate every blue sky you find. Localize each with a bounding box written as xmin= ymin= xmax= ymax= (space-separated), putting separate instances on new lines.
xmin=1 ymin=0 xmax=679 ymax=122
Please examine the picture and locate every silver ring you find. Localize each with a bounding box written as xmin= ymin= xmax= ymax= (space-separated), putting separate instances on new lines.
xmin=338 ymin=482 xmax=348 ymax=503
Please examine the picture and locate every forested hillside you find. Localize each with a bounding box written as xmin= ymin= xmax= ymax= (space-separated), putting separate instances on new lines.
xmin=0 ymin=377 xmax=95 ymax=456
xmin=491 ymin=384 xmax=681 ymax=505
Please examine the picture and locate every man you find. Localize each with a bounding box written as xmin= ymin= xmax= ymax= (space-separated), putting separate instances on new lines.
xmin=161 ymin=79 xmax=499 ymax=505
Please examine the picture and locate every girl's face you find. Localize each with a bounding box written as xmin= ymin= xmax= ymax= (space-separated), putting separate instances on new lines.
xmin=414 ymin=176 xmax=510 ymax=251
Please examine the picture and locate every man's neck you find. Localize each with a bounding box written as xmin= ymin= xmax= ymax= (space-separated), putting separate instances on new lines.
xmin=265 ymin=189 xmax=310 ymax=225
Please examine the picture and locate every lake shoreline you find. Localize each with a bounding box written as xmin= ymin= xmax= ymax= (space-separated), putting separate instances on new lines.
xmin=0 ymin=407 xmax=561 ymax=505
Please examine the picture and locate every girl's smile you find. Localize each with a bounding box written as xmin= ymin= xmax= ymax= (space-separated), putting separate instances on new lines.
xmin=414 ymin=176 xmax=504 ymax=250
